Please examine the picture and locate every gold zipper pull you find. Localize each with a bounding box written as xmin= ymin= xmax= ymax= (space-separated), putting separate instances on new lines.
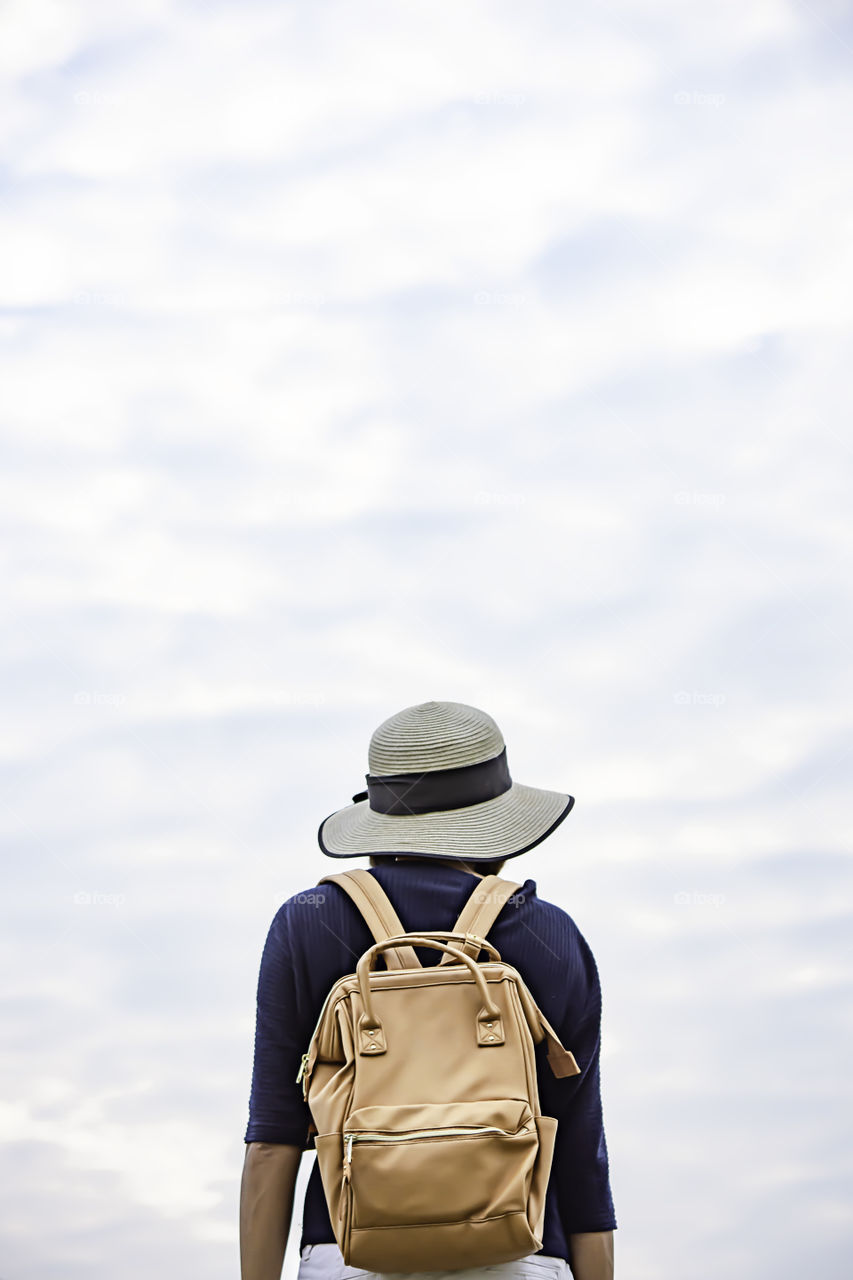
xmin=343 ymin=1133 xmax=353 ymax=1181
xmin=295 ymin=1052 xmax=310 ymax=1085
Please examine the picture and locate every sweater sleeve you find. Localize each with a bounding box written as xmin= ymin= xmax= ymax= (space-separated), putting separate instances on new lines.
xmin=537 ymin=920 xmax=617 ymax=1235
xmin=244 ymin=903 xmax=313 ymax=1147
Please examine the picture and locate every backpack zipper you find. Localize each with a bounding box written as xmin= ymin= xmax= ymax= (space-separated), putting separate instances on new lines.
xmin=343 ymin=1124 xmax=528 ymax=1174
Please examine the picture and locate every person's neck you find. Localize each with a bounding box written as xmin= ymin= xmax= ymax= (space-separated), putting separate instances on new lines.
xmin=392 ymin=854 xmax=485 ymax=880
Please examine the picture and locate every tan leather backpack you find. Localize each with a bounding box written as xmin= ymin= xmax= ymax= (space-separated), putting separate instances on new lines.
xmin=296 ymin=868 xmax=580 ymax=1271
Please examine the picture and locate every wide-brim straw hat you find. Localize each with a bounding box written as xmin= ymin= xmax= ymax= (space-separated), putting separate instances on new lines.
xmin=318 ymin=700 xmax=574 ymax=862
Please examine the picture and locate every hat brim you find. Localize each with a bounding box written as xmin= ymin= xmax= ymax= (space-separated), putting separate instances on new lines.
xmin=318 ymin=782 xmax=574 ymax=861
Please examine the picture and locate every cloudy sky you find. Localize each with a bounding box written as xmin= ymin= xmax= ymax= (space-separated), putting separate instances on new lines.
xmin=1 ymin=0 xmax=852 ymax=1277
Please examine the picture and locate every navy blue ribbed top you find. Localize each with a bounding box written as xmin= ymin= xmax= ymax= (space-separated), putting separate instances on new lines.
xmin=244 ymin=857 xmax=617 ymax=1261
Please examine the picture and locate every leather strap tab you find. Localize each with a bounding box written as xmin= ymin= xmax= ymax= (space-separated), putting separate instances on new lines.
xmin=539 ymin=1009 xmax=581 ymax=1077
xmin=318 ymin=870 xmax=422 ymax=970
xmin=437 ymin=875 xmax=524 ymax=966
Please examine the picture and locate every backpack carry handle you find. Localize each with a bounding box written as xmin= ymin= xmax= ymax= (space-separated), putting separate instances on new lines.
xmin=381 ymin=929 xmax=502 ymax=962
xmin=356 ymin=935 xmax=503 ymax=1031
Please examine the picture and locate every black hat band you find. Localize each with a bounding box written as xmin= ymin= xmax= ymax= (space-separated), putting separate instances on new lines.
xmin=351 ymin=746 xmax=513 ymax=815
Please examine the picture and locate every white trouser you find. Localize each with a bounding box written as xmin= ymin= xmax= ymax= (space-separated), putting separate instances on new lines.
xmin=296 ymin=1242 xmax=571 ymax=1280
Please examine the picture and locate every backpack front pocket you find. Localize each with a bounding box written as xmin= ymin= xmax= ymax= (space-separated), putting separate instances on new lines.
xmin=343 ymin=1098 xmax=539 ymax=1228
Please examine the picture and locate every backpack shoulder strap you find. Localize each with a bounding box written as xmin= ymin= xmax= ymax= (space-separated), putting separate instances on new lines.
xmin=318 ymin=869 xmax=423 ymax=970
xmin=437 ymin=874 xmax=524 ymax=966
